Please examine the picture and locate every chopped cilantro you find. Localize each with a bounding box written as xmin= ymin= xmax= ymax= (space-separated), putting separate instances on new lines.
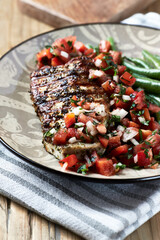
xmin=144 ymin=149 xmax=149 ymax=158
xmin=77 ymin=164 xmax=88 ymax=175
xmin=133 ymin=166 xmax=141 ymax=170
xmin=45 ymin=45 xmax=52 ymax=49
xmin=130 ymin=102 xmax=136 ymax=109
xmin=144 ymin=141 xmax=151 ymax=146
xmin=70 ymin=98 xmax=79 ymax=105
xmin=44 ymin=130 xmax=54 ymax=137
xmin=111 ymin=115 xmax=120 ymax=123
xmin=61 ymin=44 xmax=65 ymax=48
xmin=115 ymin=163 xmax=126 ymax=169
xmin=88 ymin=44 xmax=99 ymax=55
xmin=67 ymin=40 xmax=73 ymax=47
xmin=139 ymin=129 xmax=143 ymax=143
xmin=132 ymin=110 xmax=144 ymax=116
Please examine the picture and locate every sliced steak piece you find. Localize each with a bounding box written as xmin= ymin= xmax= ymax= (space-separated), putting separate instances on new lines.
xmin=30 ymin=56 xmax=109 ymax=159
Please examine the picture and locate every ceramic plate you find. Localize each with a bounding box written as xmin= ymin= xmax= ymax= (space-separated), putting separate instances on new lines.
xmin=1 ymin=23 xmax=160 ymax=182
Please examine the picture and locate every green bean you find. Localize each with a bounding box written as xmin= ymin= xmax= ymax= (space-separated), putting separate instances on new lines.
xmin=155 ymin=112 xmax=160 ymax=124
xmin=142 ymin=50 xmax=160 ymax=69
xmin=145 ymin=94 xmax=160 ymax=107
xmin=154 ymin=54 xmax=160 ymax=61
xmin=125 ymin=57 xmax=150 ymax=69
xmin=123 ymin=59 xmax=160 ymax=79
xmin=107 ymin=37 xmax=117 ymax=51
xmin=132 ymin=73 xmax=160 ymax=94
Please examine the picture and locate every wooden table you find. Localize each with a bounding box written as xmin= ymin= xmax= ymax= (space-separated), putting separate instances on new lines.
xmin=1 ymin=1 xmax=160 ymax=239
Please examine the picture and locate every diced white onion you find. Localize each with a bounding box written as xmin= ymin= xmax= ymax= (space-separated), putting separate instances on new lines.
xmin=111 ymin=108 xmax=128 ymax=119
xmin=50 ymin=128 xmax=57 ymax=134
xmin=134 ymin=154 xmax=138 ymax=164
xmin=110 ymin=100 xmax=115 ymax=106
xmin=113 ymin=75 xmax=119 ymax=82
xmin=95 ymin=59 xmax=102 ymax=67
xmin=77 ymin=127 xmax=84 ymax=132
xmin=101 ymin=40 xmax=106 ymax=49
xmin=95 ymin=104 xmax=107 ymax=117
xmin=60 ymin=51 xmax=69 ymax=58
xmin=62 ymin=162 xmax=68 ymax=171
xmin=68 ymin=137 xmax=77 ymax=144
xmin=130 ymin=138 xmax=139 ymax=146
xmin=72 ymin=107 xmax=84 ymax=115
xmin=122 ymin=127 xmax=138 ymax=142
xmin=75 ymin=122 xmax=85 ymax=127
xmin=86 ymin=121 xmax=98 ymax=136
xmin=94 ymin=70 xmax=103 ymax=77
xmin=117 ymin=125 xmax=125 ymax=132
xmin=117 ymin=131 xmax=123 ymax=137
xmin=138 ymin=116 xmax=146 ymax=124
xmin=122 ymin=95 xmax=131 ymax=101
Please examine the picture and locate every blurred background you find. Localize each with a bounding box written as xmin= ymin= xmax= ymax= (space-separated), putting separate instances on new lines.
xmin=1 ymin=0 xmax=160 ymax=57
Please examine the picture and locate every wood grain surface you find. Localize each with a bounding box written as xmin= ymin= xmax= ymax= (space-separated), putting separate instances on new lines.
xmin=1 ymin=0 xmax=160 ymax=239
xmin=18 ymin=0 xmax=156 ymax=28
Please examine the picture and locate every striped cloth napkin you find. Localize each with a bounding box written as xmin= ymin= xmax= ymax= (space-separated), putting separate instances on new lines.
xmin=1 ymin=13 xmax=160 ymax=240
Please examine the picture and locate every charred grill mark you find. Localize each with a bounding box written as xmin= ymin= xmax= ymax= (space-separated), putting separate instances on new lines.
xmin=30 ymin=56 xmax=108 ymax=134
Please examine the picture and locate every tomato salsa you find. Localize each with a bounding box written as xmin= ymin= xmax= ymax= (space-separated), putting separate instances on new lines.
xmin=36 ymin=36 xmax=160 ymax=176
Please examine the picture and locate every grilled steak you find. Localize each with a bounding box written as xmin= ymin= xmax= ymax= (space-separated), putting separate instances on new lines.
xmin=30 ymin=56 xmax=109 ymax=159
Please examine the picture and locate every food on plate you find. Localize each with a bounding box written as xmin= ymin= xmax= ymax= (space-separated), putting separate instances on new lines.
xmin=30 ymin=36 xmax=160 ymax=176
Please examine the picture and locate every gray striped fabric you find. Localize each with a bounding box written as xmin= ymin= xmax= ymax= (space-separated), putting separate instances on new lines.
xmin=1 ymin=14 xmax=160 ymax=240
xmin=1 ymin=142 xmax=160 ymax=240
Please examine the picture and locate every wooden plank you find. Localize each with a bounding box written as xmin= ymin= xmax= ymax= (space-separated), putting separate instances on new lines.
xmin=18 ymin=0 xmax=156 ymax=28
xmin=0 ymin=195 xmax=8 ymax=240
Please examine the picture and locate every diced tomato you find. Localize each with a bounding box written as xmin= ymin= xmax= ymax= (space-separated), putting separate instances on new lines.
xmin=83 ymin=102 xmax=91 ymax=110
xmin=146 ymin=133 xmax=160 ymax=148
xmin=128 ymin=121 xmax=140 ymax=128
xmin=95 ymin=159 xmax=115 ymax=176
xmin=135 ymin=129 xmax=152 ymax=141
xmin=149 ymin=118 xmax=160 ymax=131
xmin=89 ymin=69 xmax=108 ymax=83
xmin=110 ymin=145 xmax=128 ymax=157
xmin=76 ymin=131 xmax=92 ymax=143
xmin=118 ymin=65 xmax=126 ymax=76
xmin=98 ymin=136 xmax=109 ymax=148
xmin=133 ymin=142 xmax=148 ymax=155
xmin=84 ymin=48 xmax=96 ymax=58
xmin=59 ymin=154 xmax=78 ymax=169
xmin=125 ymin=87 xmax=135 ymax=95
xmin=51 ymin=57 xmax=63 ymax=66
xmin=149 ymin=103 xmax=160 ymax=113
xmin=74 ymin=41 xmax=87 ymax=53
xmin=143 ymin=108 xmax=151 ymax=121
xmin=88 ymin=112 xmax=103 ymax=121
xmin=137 ymin=150 xmax=151 ymax=167
xmin=64 ymin=113 xmax=76 ymax=128
xmin=102 ymin=80 xmax=116 ymax=94
xmin=78 ymin=113 xmax=94 ymax=124
xmin=52 ymin=36 xmax=76 ymax=53
xmin=130 ymin=110 xmax=138 ymax=123
xmin=37 ymin=48 xmax=53 ymax=67
xmin=115 ymin=99 xmax=130 ymax=110
xmin=53 ymin=129 xmax=68 ymax=145
xmin=134 ymin=90 xmax=147 ymax=110
xmin=99 ymin=40 xmax=111 ymax=53
xmin=142 ymin=129 xmax=152 ymax=139
xmin=67 ymin=128 xmax=76 ymax=139
xmin=153 ymin=145 xmax=160 ymax=155
xmin=94 ymin=53 xmax=107 ymax=68
xmin=96 ymin=124 xmax=107 ymax=134
xmin=109 ymin=50 xmax=122 ymax=64
xmin=71 ymin=95 xmax=78 ymax=107
xmin=121 ymin=118 xmax=130 ymax=127
xmin=120 ymin=71 xmax=136 ymax=86
xmin=108 ymin=136 xmax=121 ymax=149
